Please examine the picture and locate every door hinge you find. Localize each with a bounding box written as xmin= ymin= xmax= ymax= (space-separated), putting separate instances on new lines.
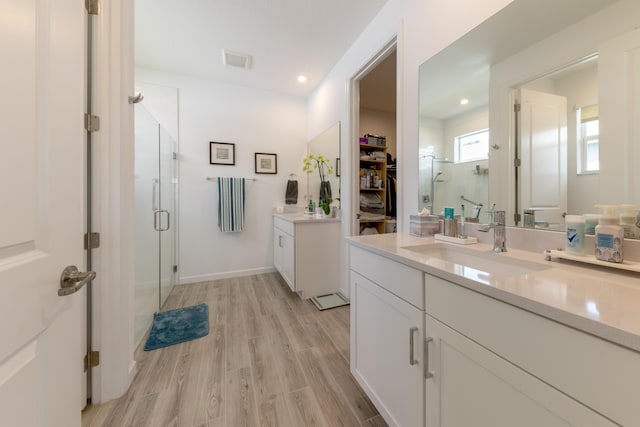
xmin=85 ymin=0 xmax=101 ymax=15
xmin=84 ymin=350 xmax=100 ymax=371
xmin=173 ymin=265 xmax=178 ymax=273
xmin=514 ymin=103 xmax=521 ymax=112
xmin=514 ymin=158 xmax=521 ymax=167
xmin=84 ymin=232 xmax=100 ymax=250
xmin=514 ymin=213 xmax=522 ymax=223
xmin=172 ymin=152 xmax=178 ymax=160
xmin=84 ymin=114 xmax=100 ymax=132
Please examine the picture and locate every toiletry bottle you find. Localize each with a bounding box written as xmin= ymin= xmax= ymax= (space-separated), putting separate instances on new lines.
xmin=308 ymin=198 xmax=314 ymax=213
xmin=619 ymin=204 xmax=640 ymax=239
xmin=565 ymin=215 xmax=585 ymax=255
xmin=583 ymin=214 xmax=601 ymax=235
xmin=594 ymin=205 xmax=624 ymax=263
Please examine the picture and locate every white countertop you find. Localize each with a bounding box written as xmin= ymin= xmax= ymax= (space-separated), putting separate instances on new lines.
xmin=273 ymin=212 xmax=341 ymax=223
xmin=348 ymin=233 xmax=640 ymax=353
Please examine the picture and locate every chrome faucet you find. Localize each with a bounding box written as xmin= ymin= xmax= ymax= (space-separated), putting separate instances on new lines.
xmin=523 ymin=209 xmax=535 ymax=228
xmin=479 ymin=209 xmax=507 ymax=252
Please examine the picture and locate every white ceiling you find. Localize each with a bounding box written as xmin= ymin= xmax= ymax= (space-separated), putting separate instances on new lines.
xmin=135 ymin=0 xmax=389 ymax=97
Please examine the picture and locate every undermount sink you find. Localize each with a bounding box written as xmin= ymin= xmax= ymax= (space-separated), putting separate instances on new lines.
xmin=401 ymin=243 xmax=550 ymax=281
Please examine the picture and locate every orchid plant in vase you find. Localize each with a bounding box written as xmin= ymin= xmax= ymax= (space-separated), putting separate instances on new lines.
xmin=303 ymin=153 xmax=334 ymax=210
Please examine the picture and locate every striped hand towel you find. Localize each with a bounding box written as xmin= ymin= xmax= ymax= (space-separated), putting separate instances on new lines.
xmin=217 ymin=177 xmax=246 ymax=232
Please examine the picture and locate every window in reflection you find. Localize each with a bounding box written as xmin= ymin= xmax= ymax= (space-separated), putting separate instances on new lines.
xmin=455 ymin=128 xmax=489 ymax=163
xmin=577 ymin=104 xmax=599 ymax=174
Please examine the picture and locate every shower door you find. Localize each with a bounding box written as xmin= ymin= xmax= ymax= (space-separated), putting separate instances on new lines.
xmin=134 ymin=104 xmax=177 ymax=346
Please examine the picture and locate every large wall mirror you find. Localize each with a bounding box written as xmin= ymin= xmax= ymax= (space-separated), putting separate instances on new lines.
xmin=307 ymin=121 xmax=341 ymax=206
xmin=419 ymin=0 xmax=640 ymax=236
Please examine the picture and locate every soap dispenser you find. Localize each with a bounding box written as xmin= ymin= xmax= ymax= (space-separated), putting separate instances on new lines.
xmin=619 ymin=204 xmax=640 ymax=239
xmin=594 ymin=205 xmax=624 ymax=263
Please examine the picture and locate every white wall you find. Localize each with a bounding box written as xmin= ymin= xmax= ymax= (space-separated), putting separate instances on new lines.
xmin=306 ymin=0 xmax=513 ymax=296
xmin=436 ymin=107 xmax=490 ymax=217
xmin=418 ymin=107 xmax=489 ymax=216
xmin=418 ymin=117 xmax=444 ymax=210
xmin=551 ymin=64 xmax=599 ymax=215
xmin=136 ymin=68 xmax=307 ymax=283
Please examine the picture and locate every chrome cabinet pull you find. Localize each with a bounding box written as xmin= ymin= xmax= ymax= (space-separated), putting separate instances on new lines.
xmin=278 ymin=235 xmax=283 ymax=247
xmin=409 ymin=326 xmax=419 ymax=365
xmin=58 ymin=265 xmax=96 ymax=296
xmin=424 ymin=337 xmax=434 ymax=379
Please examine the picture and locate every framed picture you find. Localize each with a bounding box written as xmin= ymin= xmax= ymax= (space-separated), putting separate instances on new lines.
xmin=255 ymin=152 xmax=277 ymax=174
xmin=210 ymin=142 xmax=235 ymax=165
xmin=336 ymin=158 xmax=341 ymax=177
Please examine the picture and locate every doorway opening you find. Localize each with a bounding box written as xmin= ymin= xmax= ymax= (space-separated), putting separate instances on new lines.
xmin=351 ymin=41 xmax=398 ymax=236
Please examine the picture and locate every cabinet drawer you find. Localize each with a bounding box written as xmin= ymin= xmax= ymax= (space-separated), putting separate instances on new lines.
xmin=350 ymin=246 xmax=423 ymax=309
xmin=273 ymin=216 xmax=295 ymax=235
xmin=425 ymin=274 xmax=640 ymax=426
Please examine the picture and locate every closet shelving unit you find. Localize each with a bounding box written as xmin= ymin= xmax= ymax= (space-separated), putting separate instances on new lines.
xmin=359 ymin=140 xmax=387 ymax=234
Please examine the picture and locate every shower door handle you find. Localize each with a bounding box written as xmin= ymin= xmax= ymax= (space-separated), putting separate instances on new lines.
xmin=153 ymin=210 xmax=170 ymax=231
xmin=158 ymin=210 xmax=170 ymax=231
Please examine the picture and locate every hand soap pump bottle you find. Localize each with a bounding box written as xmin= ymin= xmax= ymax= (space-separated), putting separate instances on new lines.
xmin=594 ymin=205 xmax=624 ymax=263
xmin=620 ymin=204 xmax=640 ymax=239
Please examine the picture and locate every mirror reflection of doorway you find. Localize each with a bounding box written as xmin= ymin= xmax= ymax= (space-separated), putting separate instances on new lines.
xmin=513 ymin=55 xmax=598 ymax=228
xmin=516 ymin=88 xmax=568 ymax=228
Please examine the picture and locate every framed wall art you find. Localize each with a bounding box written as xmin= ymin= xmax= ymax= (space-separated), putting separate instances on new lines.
xmin=255 ymin=152 xmax=277 ymax=174
xmin=210 ymin=142 xmax=235 ymax=165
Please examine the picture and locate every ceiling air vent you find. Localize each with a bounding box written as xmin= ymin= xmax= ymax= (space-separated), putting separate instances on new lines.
xmin=222 ymin=50 xmax=252 ymax=69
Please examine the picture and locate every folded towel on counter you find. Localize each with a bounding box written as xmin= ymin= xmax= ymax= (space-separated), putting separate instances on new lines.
xmin=285 ymin=179 xmax=298 ymax=204
xmin=217 ymin=177 xmax=245 ymax=232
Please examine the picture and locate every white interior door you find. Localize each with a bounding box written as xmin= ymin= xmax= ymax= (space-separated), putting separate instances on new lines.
xmin=518 ymin=88 xmax=568 ymax=228
xmin=0 ymin=0 xmax=86 ymax=426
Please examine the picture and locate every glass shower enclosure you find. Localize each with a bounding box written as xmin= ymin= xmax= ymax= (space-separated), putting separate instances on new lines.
xmin=134 ymin=104 xmax=178 ymax=346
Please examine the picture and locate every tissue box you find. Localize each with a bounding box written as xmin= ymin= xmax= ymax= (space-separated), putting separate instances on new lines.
xmin=409 ymin=215 xmax=441 ymax=237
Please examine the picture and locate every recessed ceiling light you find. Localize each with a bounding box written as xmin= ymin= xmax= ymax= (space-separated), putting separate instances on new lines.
xmin=222 ymin=50 xmax=252 ymax=69
xmin=460 ymin=98 xmax=469 ymax=105
xmin=297 ymin=75 xmax=308 ymax=83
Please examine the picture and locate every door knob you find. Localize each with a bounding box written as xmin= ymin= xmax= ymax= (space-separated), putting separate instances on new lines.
xmin=58 ymin=265 xmax=96 ymax=296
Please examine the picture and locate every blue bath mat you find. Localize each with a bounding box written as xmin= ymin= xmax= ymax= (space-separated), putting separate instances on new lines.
xmin=144 ymin=303 xmax=209 ymax=351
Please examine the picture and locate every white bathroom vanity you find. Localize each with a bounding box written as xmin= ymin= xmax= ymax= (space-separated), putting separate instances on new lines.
xmin=273 ymin=213 xmax=341 ymax=299
xmin=348 ymin=233 xmax=640 ymax=427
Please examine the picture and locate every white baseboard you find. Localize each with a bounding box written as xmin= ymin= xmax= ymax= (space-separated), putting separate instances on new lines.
xmin=127 ymin=360 xmax=137 ymax=386
xmin=179 ymin=266 xmax=277 ymax=285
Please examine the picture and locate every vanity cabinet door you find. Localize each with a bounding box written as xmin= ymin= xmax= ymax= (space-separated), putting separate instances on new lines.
xmin=351 ymin=271 xmax=423 ymax=427
xmin=273 ymin=226 xmax=295 ymax=291
xmin=424 ymin=314 xmax=617 ymax=427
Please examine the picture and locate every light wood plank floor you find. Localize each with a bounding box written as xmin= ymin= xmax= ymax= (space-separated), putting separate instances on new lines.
xmin=82 ymin=272 xmax=387 ymax=427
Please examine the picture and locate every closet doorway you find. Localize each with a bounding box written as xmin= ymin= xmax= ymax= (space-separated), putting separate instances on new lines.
xmin=357 ymin=48 xmax=398 ymax=235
